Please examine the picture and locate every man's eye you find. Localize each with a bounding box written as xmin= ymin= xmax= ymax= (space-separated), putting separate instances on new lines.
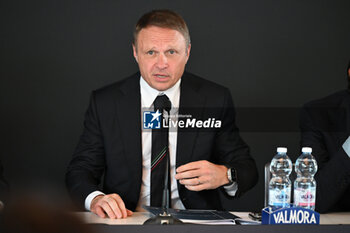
xmin=169 ymin=50 xmax=175 ymax=54
xmin=147 ymin=51 xmax=154 ymax=55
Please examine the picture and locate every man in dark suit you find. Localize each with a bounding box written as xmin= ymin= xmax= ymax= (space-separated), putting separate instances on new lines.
xmin=300 ymin=60 xmax=350 ymax=213
xmin=0 ymin=159 xmax=9 ymax=210
xmin=66 ymin=9 xmax=258 ymax=219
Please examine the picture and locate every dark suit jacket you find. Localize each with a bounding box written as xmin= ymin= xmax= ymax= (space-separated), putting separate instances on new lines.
xmin=66 ymin=72 xmax=258 ymax=211
xmin=300 ymin=90 xmax=350 ymax=213
xmin=0 ymin=159 xmax=9 ymax=202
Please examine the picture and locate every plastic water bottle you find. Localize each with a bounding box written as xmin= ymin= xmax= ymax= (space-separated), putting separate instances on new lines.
xmin=294 ymin=147 xmax=318 ymax=210
xmin=268 ymin=147 xmax=292 ymax=211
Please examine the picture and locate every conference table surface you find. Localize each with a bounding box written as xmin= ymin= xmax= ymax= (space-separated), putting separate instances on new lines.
xmin=76 ymin=211 xmax=350 ymax=225
xmin=75 ymin=211 xmax=350 ymax=233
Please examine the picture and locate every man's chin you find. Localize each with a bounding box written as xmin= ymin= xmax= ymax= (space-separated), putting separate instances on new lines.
xmin=152 ymin=82 xmax=173 ymax=91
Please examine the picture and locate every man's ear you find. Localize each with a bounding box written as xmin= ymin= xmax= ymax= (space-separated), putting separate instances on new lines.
xmin=132 ymin=44 xmax=138 ymax=63
xmin=185 ymin=44 xmax=191 ymax=63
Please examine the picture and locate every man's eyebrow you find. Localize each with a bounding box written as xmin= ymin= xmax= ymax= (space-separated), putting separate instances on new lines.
xmin=144 ymin=47 xmax=157 ymax=51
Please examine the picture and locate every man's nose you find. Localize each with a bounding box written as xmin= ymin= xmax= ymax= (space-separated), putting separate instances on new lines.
xmin=156 ymin=53 xmax=168 ymax=69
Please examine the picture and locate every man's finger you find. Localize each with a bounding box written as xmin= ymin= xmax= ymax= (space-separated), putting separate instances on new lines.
xmin=185 ymin=183 xmax=207 ymax=191
xmin=101 ymin=201 xmax=116 ymax=219
xmin=175 ymin=169 xmax=201 ymax=180
xmin=179 ymin=177 xmax=201 ymax=186
xmin=112 ymin=194 xmax=127 ymax=218
xmin=127 ymin=209 xmax=133 ymax=216
xmin=105 ymin=197 xmax=122 ymax=219
xmin=95 ymin=206 xmax=106 ymax=218
xmin=176 ymin=161 xmax=204 ymax=173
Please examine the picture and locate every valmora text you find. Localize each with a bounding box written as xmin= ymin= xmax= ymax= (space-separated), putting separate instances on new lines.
xmin=273 ymin=209 xmax=317 ymax=224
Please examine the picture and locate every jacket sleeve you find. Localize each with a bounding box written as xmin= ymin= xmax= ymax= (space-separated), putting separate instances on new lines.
xmin=0 ymin=159 xmax=9 ymax=202
xmin=300 ymin=105 xmax=350 ymax=213
xmin=65 ymin=91 xmax=106 ymax=209
xmin=214 ymin=88 xmax=258 ymax=198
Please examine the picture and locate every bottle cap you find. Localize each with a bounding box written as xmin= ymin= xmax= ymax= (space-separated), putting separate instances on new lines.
xmin=302 ymin=147 xmax=312 ymax=153
xmin=277 ymin=147 xmax=287 ymax=153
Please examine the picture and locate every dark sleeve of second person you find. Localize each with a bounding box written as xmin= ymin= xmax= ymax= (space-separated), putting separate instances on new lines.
xmin=300 ymin=105 xmax=350 ymax=213
xmin=0 ymin=159 xmax=9 ymax=202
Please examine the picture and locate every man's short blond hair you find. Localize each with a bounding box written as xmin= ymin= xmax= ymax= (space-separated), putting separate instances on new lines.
xmin=133 ymin=9 xmax=191 ymax=48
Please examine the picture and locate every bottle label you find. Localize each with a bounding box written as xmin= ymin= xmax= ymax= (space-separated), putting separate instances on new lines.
xmin=294 ymin=187 xmax=316 ymax=208
xmin=269 ymin=187 xmax=291 ymax=208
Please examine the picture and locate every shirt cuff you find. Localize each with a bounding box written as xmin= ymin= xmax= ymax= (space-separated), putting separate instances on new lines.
xmin=342 ymin=136 xmax=350 ymax=158
xmin=85 ymin=191 xmax=105 ymax=211
xmin=223 ymin=182 xmax=238 ymax=196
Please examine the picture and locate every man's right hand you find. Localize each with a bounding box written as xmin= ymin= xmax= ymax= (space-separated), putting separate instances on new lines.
xmin=90 ymin=194 xmax=133 ymax=219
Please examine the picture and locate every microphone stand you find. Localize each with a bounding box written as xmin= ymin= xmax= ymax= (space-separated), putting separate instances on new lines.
xmin=143 ymin=159 xmax=183 ymax=224
xmin=144 ymin=109 xmax=183 ymax=225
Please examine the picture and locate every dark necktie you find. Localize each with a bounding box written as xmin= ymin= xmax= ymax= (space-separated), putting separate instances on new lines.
xmin=151 ymin=94 xmax=171 ymax=207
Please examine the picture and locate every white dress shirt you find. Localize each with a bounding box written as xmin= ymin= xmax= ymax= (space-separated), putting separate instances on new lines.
xmin=85 ymin=76 xmax=237 ymax=211
xmin=137 ymin=76 xmax=184 ymax=211
xmin=342 ymin=136 xmax=350 ymax=158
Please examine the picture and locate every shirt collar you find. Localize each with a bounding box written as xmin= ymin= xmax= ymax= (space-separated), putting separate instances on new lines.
xmin=140 ymin=76 xmax=181 ymax=108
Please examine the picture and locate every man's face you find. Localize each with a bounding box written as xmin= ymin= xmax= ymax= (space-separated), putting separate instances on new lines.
xmin=133 ymin=26 xmax=191 ymax=91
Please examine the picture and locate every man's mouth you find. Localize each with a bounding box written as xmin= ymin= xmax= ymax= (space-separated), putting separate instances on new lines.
xmin=154 ymin=74 xmax=169 ymax=78
xmin=153 ymin=74 xmax=170 ymax=80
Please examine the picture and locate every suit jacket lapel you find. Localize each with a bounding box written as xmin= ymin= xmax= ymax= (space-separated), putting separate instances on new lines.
xmin=176 ymin=73 xmax=205 ymax=168
xmin=332 ymin=93 xmax=350 ymax=145
xmin=326 ymin=91 xmax=350 ymax=147
xmin=116 ymin=73 xmax=142 ymax=185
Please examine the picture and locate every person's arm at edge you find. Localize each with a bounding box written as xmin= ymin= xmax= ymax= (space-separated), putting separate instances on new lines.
xmin=300 ymin=105 xmax=350 ymax=213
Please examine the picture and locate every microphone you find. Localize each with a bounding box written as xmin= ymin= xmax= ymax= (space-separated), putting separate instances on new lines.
xmin=143 ymin=150 xmax=182 ymax=224
xmin=143 ymin=106 xmax=183 ymax=225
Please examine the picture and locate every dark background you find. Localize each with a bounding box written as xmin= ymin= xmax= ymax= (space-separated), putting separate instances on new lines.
xmin=1 ymin=0 xmax=349 ymax=211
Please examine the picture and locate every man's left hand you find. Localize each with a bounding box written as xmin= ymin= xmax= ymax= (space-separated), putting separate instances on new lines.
xmin=175 ymin=160 xmax=230 ymax=191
